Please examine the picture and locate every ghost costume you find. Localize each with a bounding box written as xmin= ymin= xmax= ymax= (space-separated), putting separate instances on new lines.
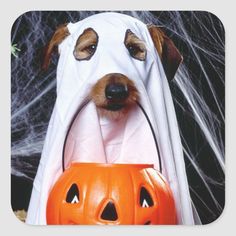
xmin=26 ymin=12 xmax=199 ymax=225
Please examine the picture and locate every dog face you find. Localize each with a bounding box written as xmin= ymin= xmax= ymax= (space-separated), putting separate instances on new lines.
xmin=43 ymin=15 xmax=182 ymax=118
xmin=72 ymin=28 xmax=145 ymax=117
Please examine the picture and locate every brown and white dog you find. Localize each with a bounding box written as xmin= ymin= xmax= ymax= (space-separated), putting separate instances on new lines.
xmin=26 ymin=13 xmax=198 ymax=225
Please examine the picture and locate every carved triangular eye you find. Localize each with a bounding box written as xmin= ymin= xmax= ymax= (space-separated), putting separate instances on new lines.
xmin=66 ymin=183 xmax=80 ymax=204
xmin=140 ymin=187 xmax=154 ymax=207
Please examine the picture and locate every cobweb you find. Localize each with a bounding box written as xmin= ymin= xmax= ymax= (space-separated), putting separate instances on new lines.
xmin=11 ymin=11 xmax=225 ymax=223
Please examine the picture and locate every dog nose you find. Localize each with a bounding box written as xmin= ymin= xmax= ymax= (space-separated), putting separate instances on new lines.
xmin=105 ymin=83 xmax=129 ymax=101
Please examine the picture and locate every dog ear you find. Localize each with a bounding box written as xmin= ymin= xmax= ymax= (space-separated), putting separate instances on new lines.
xmin=43 ymin=23 xmax=70 ymax=70
xmin=148 ymin=25 xmax=183 ymax=81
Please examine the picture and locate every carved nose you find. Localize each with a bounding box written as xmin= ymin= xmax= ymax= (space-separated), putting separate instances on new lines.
xmin=105 ymin=83 xmax=129 ymax=101
xmin=100 ymin=201 xmax=118 ymax=221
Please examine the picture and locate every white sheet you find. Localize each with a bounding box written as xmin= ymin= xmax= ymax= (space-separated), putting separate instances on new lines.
xmin=26 ymin=12 xmax=196 ymax=225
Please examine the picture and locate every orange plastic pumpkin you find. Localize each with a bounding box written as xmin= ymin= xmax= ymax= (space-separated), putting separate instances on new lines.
xmin=47 ymin=163 xmax=177 ymax=225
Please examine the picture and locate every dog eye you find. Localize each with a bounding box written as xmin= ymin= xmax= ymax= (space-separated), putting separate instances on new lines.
xmin=127 ymin=44 xmax=146 ymax=61
xmin=124 ymin=29 xmax=146 ymax=61
xmin=127 ymin=44 xmax=142 ymax=56
xmin=84 ymin=44 xmax=97 ymax=54
xmin=74 ymin=28 xmax=98 ymax=61
xmin=74 ymin=43 xmax=97 ymax=61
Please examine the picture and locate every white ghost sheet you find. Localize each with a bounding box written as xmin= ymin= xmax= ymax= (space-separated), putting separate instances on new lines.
xmin=26 ymin=12 xmax=198 ymax=225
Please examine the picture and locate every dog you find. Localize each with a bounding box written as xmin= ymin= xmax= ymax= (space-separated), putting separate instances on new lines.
xmin=26 ymin=13 xmax=198 ymax=225
xmin=43 ymin=21 xmax=182 ymax=119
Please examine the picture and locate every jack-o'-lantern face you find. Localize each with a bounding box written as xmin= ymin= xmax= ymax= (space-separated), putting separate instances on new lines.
xmin=47 ymin=163 xmax=177 ymax=225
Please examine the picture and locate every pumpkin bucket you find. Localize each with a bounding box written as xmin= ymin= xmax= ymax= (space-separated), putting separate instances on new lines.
xmin=47 ymin=163 xmax=177 ymax=225
xmin=46 ymin=101 xmax=177 ymax=225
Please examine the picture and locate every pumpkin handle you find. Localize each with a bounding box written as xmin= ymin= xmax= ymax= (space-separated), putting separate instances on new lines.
xmin=62 ymin=99 xmax=91 ymax=172
xmin=136 ymin=101 xmax=162 ymax=173
xmin=62 ymin=100 xmax=162 ymax=173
